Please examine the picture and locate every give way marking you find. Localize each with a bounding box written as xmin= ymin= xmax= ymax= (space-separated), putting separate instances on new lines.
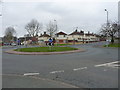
xmin=94 ymin=61 xmax=120 ymax=68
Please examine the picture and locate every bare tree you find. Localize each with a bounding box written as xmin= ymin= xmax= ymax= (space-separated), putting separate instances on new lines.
xmin=46 ymin=20 xmax=58 ymax=37
xmin=4 ymin=26 xmax=16 ymax=43
xmin=100 ymin=21 xmax=119 ymax=43
xmin=25 ymin=19 xmax=43 ymax=37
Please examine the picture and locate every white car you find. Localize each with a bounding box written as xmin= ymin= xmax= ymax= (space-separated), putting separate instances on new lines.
xmin=11 ymin=43 xmax=17 ymax=46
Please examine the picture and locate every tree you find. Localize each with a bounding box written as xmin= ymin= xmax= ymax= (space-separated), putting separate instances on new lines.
xmin=25 ymin=19 xmax=43 ymax=37
xmin=100 ymin=22 xmax=119 ymax=44
xmin=46 ymin=20 xmax=58 ymax=37
xmin=4 ymin=26 xmax=16 ymax=43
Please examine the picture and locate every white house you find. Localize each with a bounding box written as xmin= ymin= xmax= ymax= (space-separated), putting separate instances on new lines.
xmin=55 ymin=31 xmax=67 ymax=43
xmin=68 ymin=29 xmax=84 ymax=42
xmin=37 ymin=30 xmax=100 ymax=44
xmin=38 ymin=32 xmax=50 ymax=42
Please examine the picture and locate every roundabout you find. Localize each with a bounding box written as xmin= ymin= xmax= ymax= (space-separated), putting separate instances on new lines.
xmin=2 ymin=42 xmax=118 ymax=88
xmin=5 ymin=46 xmax=85 ymax=55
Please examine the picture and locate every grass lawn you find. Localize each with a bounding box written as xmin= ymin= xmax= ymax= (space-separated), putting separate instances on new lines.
xmin=14 ymin=46 xmax=78 ymax=52
xmin=54 ymin=43 xmax=71 ymax=46
xmin=104 ymin=43 xmax=120 ymax=47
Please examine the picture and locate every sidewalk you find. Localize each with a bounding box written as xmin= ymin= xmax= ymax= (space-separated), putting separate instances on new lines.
xmin=2 ymin=74 xmax=78 ymax=88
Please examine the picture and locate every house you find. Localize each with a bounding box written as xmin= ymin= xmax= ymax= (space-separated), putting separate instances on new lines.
xmin=55 ymin=31 xmax=67 ymax=43
xmin=38 ymin=32 xmax=50 ymax=42
xmin=84 ymin=32 xmax=100 ymax=42
xmin=68 ymin=29 xmax=84 ymax=42
xmin=36 ymin=30 xmax=100 ymax=44
xmin=18 ymin=36 xmax=32 ymax=43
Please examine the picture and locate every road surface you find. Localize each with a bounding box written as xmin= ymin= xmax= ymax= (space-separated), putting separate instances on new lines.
xmin=2 ymin=41 xmax=119 ymax=88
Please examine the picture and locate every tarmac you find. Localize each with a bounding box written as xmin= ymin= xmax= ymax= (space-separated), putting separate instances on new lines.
xmin=2 ymin=74 xmax=79 ymax=88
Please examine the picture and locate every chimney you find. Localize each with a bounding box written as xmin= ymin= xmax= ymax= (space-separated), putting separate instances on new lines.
xmin=44 ymin=32 xmax=46 ymax=35
xmin=80 ymin=30 xmax=84 ymax=33
xmin=75 ymin=29 xmax=77 ymax=32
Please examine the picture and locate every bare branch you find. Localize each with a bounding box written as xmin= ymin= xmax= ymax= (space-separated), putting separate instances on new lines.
xmin=25 ymin=19 xmax=43 ymax=37
xmin=100 ymin=21 xmax=119 ymax=43
xmin=46 ymin=21 xmax=58 ymax=37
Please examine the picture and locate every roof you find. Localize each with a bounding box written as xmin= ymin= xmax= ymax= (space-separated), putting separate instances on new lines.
xmin=56 ymin=31 xmax=67 ymax=35
xmin=69 ymin=29 xmax=84 ymax=35
xmin=39 ymin=32 xmax=50 ymax=37
xmin=85 ymin=33 xmax=95 ymax=36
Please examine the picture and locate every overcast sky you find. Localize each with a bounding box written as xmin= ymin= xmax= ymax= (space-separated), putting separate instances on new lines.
xmin=0 ymin=0 xmax=119 ymax=37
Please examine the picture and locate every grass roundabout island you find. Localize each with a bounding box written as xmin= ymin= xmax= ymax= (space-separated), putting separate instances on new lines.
xmin=14 ymin=46 xmax=78 ymax=52
xmin=5 ymin=46 xmax=85 ymax=55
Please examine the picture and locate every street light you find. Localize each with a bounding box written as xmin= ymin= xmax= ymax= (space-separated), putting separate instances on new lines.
xmin=105 ymin=9 xmax=109 ymax=46
xmin=105 ymin=9 xmax=109 ymax=26
xmin=54 ymin=19 xmax=58 ymax=45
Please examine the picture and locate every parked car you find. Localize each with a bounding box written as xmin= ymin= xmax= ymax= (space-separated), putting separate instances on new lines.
xmin=11 ymin=43 xmax=17 ymax=46
xmin=4 ymin=43 xmax=10 ymax=45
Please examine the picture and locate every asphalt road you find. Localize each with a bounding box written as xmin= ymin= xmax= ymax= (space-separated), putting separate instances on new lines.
xmin=2 ymin=41 xmax=119 ymax=88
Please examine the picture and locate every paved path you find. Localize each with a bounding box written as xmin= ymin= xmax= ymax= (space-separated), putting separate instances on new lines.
xmin=2 ymin=41 xmax=119 ymax=88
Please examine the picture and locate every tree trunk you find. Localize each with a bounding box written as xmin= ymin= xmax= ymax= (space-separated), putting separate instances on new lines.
xmin=111 ymin=36 xmax=114 ymax=44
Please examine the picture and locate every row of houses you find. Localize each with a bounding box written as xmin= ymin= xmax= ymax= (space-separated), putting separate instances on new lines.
xmin=38 ymin=29 xmax=100 ymax=43
xmin=1 ymin=29 xmax=100 ymax=45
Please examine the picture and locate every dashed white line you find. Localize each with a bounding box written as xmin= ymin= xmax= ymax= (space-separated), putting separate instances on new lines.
xmin=50 ymin=70 xmax=64 ymax=74
xmin=23 ymin=73 xmax=39 ymax=76
xmin=73 ymin=67 xmax=87 ymax=71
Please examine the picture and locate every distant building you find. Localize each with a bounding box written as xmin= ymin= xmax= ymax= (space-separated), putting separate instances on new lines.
xmin=37 ymin=30 xmax=100 ymax=44
xmin=55 ymin=31 xmax=67 ymax=43
xmin=18 ymin=36 xmax=32 ymax=43
xmin=68 ymin=29 xmax=84 ymax=42
xmin=38 ymin=32 xmax=50 ymax=42
xmin=17 ymin=29 xmax=100 ymax=45
xmin=84 ymin=31 xmax=98 ymax=42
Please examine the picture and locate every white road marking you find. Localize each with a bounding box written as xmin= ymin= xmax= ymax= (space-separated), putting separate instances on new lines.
xmin=23 ymin=73 xmax=39 ymax=76
xmin=103 ymin=69 xmax=107 ymax=71
xmin=50 ymin=70 xmax=64 ymax=74
xmin=94 ymin=61 xmax=120 ymax=68
xmin=73 ymin=67 xmax=87 ymax=71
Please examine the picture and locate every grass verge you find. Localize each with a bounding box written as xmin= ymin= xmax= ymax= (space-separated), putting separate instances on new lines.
xmin=104 ymin=43 xmax=120 ymax=47
xmin=54 ymin=43 xmax=71 ymax=46
xmin=14 ymin=47 xmax=78 ymax=52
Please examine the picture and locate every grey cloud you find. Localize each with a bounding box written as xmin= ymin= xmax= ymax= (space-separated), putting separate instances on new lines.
xmin=0 ymin=1 xmax=118 ymax=37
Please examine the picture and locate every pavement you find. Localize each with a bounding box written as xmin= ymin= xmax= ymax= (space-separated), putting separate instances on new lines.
xmin=2 ymin=74 xmax=78 ymax=88
xmin=2 ymin=41 xmax=119 ymax=88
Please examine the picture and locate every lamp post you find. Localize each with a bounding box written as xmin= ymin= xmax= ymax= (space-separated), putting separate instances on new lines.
xmin=105 ymin=9 xmax=109 ymax=26
xmin=54 ymin=19 xmax=58 ymax=46
xmin=105 ymin=9 xmax=109 ymax=46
